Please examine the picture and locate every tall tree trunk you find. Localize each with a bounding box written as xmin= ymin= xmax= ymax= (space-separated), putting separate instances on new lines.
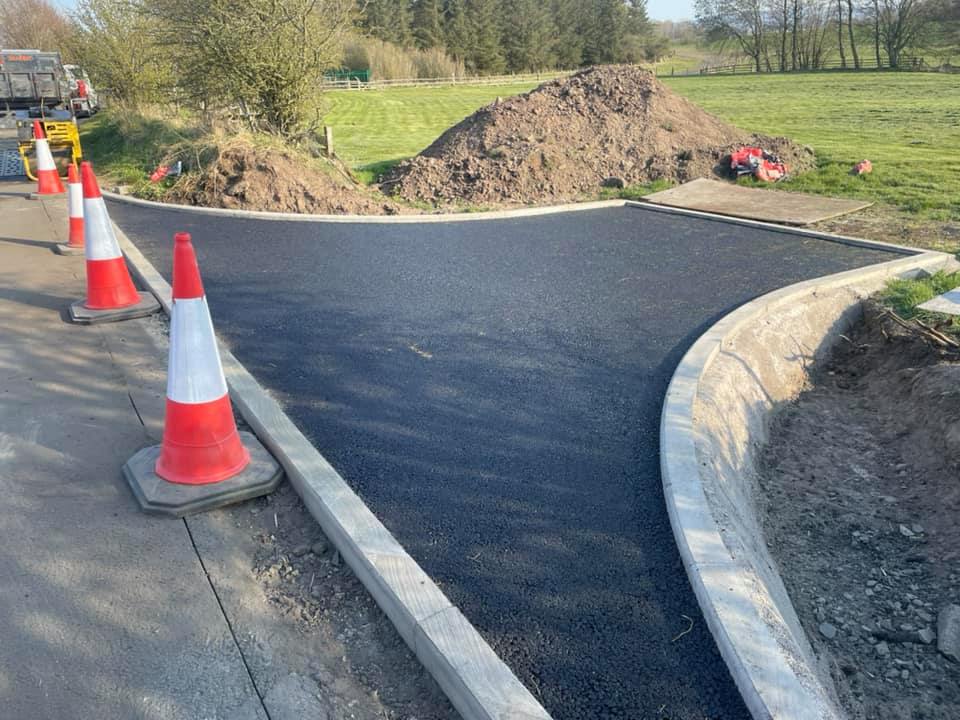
xmin=872 ymin=0 xmax=882 ymax=67
xmin=846 ymin=0 xmax=860 ymax=68
xmin=791 ymin=0 xmax=799 ymax=70
xmin=836 ymin=0 xmax=847 ymax=68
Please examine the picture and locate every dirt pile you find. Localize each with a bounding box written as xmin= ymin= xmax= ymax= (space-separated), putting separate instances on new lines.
xmin=382 ymin=65 xmax=814 ymax=206
xmin=168 ymin=145 xmax=401 ymax=215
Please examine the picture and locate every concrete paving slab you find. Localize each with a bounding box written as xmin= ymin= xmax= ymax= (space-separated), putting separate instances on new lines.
xmin=918 ymin=287 xmax=960 ymax=315
xmin=643 ymin=178 xmax=872 ymax=226
xmin=0 ymin=192 xmax=267 ymax=720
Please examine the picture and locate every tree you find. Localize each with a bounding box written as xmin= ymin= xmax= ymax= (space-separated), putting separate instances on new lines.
xmin=413 ymin=0 xmax=444 ymax=48
xmin=145 ymin=0 xmax=353 ymax=135
xmin=582 ymin=0 xmax=630 ymax=64
xmin=0 ymin=0 xmax=73 ymax=56
xmin=836 ymin=0 xmax=847 ymax=67
xmin=502 ymin=0 xmax=556 ymax=70
xmin=846 ymin=0 xmax=860 ymax=67
xmin=877 ymin=0 xmax=927 ymax=66
xmin=361 ymin=0 xmax=413 ymax=46
xmin=72 ymin=0 xmax=173 ymax=106
xmin=550 ymin=0 xmax=584 ymax=68
xmin=465 ymin=0 xmax=505 ymax=73
xmin=443 ymin=0 xmax=470 ymax=60
xmin=696 ymin=0 xmax=767 ymax=71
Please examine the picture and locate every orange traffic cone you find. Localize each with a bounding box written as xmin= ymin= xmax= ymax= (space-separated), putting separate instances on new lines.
xmin=68 ymin=161 xmax=160 ymax=323
xmin=122 ymin=232 xmax=282 ymax=516
xmin=32 ymin=121 xmax=65 ymax=195
xmin=54 ymin=164 xmax=84 ymax=255
xmin=156 ymin=233 xmax=250 ymax=485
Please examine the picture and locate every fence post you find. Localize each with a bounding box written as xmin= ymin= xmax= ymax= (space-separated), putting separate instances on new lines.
xmin=324 ymin=126 xmax=334 ymax=158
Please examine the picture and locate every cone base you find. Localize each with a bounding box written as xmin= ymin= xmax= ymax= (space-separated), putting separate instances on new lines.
xmin=123 ymin=432 xmax=283 ymax=517
xmin=69 ymin=291 xmax=160 ymax=325
xmin=54 ymin=243 xmax=85 ymax=256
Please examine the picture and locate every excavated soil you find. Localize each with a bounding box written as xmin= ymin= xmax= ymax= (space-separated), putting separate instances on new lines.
xmin=758 ymin=300 xmax=960 ymax=720
xmin=168 ymin=145 xmax=403 ymax=215
xmin=382 ymin=65 xmax=814 ymax=207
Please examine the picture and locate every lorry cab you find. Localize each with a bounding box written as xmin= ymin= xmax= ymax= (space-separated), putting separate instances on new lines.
xmin=63 ymin=64 xmax=100 ymax=117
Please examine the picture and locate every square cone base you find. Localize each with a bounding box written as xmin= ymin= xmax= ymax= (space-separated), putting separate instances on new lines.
xmin=69 ymin=291 xmax=160 ymax=324
xmin=54 ymin=243 xmax=85 ymax=256
xmin=123 ymin=431 xmax=283 ymax=517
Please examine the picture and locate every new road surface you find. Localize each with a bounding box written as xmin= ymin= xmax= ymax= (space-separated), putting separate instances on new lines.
xmin=110 ymin=201 xmax=896 ymax=720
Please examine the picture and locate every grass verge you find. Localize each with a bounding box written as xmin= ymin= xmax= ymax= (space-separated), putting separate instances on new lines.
xmin=879 ymin=270 xmax=960 ymax=328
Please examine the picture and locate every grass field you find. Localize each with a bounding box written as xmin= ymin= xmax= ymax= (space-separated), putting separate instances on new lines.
xmin=322 ymin=71 xmax=960 ymax=226
xmin=322 ymin=83 xmax=540 ymax=181
xmin=662 ymin=72 xmax=960 ymax=222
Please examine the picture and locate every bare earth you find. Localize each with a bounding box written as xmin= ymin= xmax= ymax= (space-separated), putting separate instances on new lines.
xmin=758 ymin=301 xmax=960 ymax=720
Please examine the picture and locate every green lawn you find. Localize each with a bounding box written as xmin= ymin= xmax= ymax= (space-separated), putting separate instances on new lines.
xmin=322 ymin=83 xmax=540 ymax=181
xmin=662 ymin=72 xmax=960 ymax=222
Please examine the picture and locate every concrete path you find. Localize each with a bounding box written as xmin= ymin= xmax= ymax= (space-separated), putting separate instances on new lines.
xmin=108 ymin=199 xmax=899 ymax=720
xmin=0 ymin=183 xmax=455 ymax=720
xmin=0 ymin=186 xmax=267 ymax=719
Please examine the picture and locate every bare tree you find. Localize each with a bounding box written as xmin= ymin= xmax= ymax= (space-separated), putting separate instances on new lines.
xmin=836 ymin=0 xmax=847 ymax=66
xmin=0 ymin=0 xmax=73 ymax=55
xmin=877 ymin=0 xmax=927 ymax=66
xmin=870 ymin=0 xmax=884 ymax=66
xmin=846 ymin=0 xmax=861 ymax=67
xmin=696 ymin=0 xmax=767 ymax=71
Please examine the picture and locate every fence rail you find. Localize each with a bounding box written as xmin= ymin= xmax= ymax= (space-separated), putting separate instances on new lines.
xmin=664 ymin=55 xmax=931 ymax=77
xmin=321 ymin=70 xmax=572 ymax=90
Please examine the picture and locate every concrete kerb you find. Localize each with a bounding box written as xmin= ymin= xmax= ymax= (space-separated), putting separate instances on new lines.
xmin=659 ymin=248 xmax=957 ymax=720
xmin=102 ymin=189 xmax=626 ymax=223
xmin=114 ymin=225 xmax=553 ymax=720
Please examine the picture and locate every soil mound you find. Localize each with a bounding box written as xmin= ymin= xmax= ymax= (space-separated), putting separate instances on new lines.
xmin=382 ymin=65 xmax=814 ymax=206
xmin=168 ymin=145 xmax=401 ymax=215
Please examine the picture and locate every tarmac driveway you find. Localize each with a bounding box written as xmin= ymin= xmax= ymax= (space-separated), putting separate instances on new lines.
xmin=110 ymin=201 xmax=896 ymax=720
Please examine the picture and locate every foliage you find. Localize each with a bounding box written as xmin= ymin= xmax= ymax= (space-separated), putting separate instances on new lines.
xmin=342 ymin=35 xmax=464 ymax=79
xmin=72 ymin=0 xmax=174 ymax=106
xmin=355 ymin=0 xmax=662 ymax=73
xmin=0 ymin=0 xmax=74 ymax=57
xmin=143 ymin=0 xmax=353 ymax=136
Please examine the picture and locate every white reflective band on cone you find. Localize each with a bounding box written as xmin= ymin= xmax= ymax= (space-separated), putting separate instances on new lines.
xmin=69 ymin=183 xmax=83 ymax=218
xmin=35 ymin=139 xmax=57 ymax=171
xmin=167 ymin=296 xmax=229 ymax=404
xmin=83 ymin=196 xmax=123 ymax=261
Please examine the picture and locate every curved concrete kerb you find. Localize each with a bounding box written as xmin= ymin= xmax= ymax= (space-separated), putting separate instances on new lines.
xmin=660 ymin=248 xmax=957 ymax=720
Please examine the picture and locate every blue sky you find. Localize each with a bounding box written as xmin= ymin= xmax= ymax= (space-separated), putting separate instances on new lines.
xmin=647 ymin=0 xmax=695 ymax=21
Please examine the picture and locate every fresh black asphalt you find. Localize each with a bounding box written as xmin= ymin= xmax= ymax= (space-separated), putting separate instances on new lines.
xmin=110 ymin=200 xmax=896 ymax=720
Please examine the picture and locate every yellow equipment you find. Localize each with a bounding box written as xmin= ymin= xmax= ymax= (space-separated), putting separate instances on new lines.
xmin=17 ymin=119 xmax=82 ymax=181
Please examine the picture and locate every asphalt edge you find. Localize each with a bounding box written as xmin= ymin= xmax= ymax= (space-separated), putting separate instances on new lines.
xmin=115 ymin=225 xmax=554 ymax=720
xmin=102 ymin=189 xmax=626 ymax=223
xmin=659 ymin=248 xmax=957 ymax=720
